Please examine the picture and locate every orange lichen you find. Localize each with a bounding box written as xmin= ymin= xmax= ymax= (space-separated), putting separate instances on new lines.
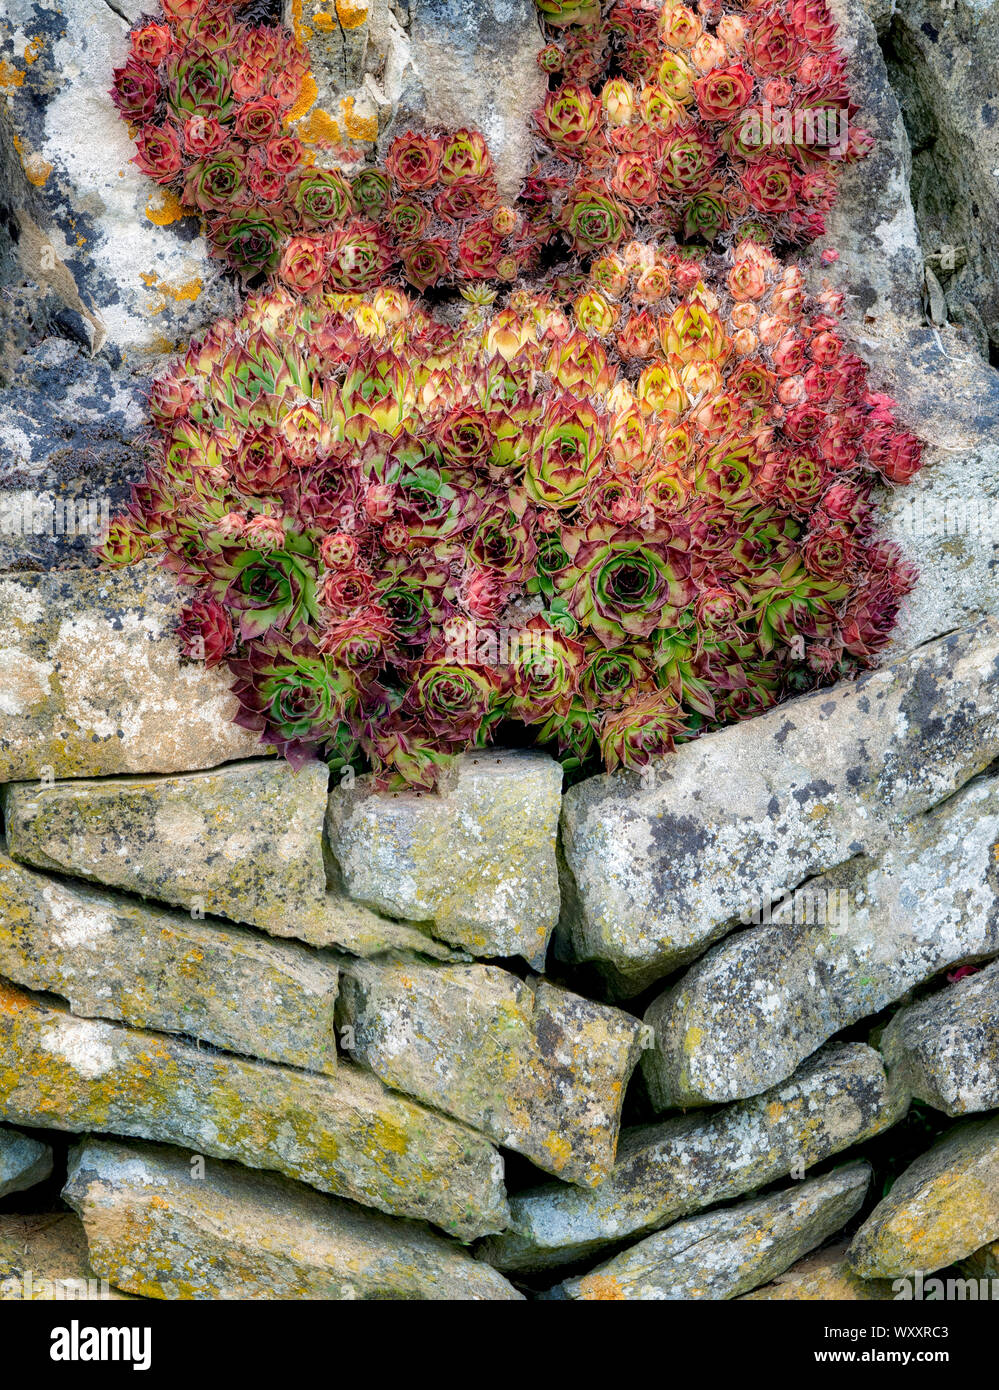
xmin=577 ymin=1274 xmax=626 ymax=1300
xmin=286 ymin=73 xmax=319 ymax=124
xmin=336 ymin=1 xmax=369 ymax=28
xmin=296 ymin=107 xmax=341 ymax=146
xmin=310 ymin=10 xmax=336 ymax=32
xmin=145 ymin=189 xmax=185 ymax=226
xmin=23 ymin=35 xmax=45 ymax=64
xmin=340 ymin=95 xmax=377 ymax=142
xmin=0 ymin=60 xmax=25 ymax=92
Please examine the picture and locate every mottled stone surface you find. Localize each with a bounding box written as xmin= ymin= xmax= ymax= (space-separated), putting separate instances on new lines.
xmin=0 ymin=1123 xmax=52 ymax=1198
xmin=882 ymin=959 xmax=999 ymax=1117
xmin=550 ymin=1164 xmax=872 ymax=1301
xmin=740 ymin=1241 xmax=896 ymax=1301
xmin=0 ymin=1213 xmax=130 ymax=1301
xmin=558 ymin=623 xmax=999 ymax=996
xmin=65 ymin=1138 xmax=522 ymax=1302
xmin=0 ymin=845 xmax=340 ymax=1074
xmin=849 ymin=1114 xmax=999 ymax=1279
xmin=1 ymin=0 xmax=235 ymax=358
xmin=0 ymin=562 xmax=264 ymax=780
xmin=479 ymin=1043 xmax=903 ymax=1272
xmin=963 ymin=1239 xmax=999 ymax=1282
xmin=337 ymin=953 xmax=644 ymax=1186
xmin=0 ymin=981 xmax=508 ymax=1241
xmin=642 ymin=773 xmax=999 ymax=1109
xmin=327 ymin=751 xmax=563 ymax=967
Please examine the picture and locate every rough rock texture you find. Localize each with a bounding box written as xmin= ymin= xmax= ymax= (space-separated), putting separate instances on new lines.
xmin=336 ymin=953 xmax=644 ymax=1186
xmin=881 ymin=959 xmax=999 ymax=1117
xmin=558 ymin=622 xmax=999 ymax=996
xmin=478 ymin=1043 xmax=903 ymax=1273
xmin=0 ymin=561 xmax=264 ymax=780
xmin=0 ymin=1213 xmax=130 ymax=1300
xmin=1 ymin=0 xmax=236 ymax=358
xmin=64 ymin=1137 xmax=522 ymax=1302
xmin=0 ymin=844 xmax=341 ymax=1074
xmin=963 ymin=1239 xmax=999 ymax=1282
xmin=0 ymin=1122 xmax=51 ymax=1197
xmin=739 ymin=1241 xmax=896 ymax=1301
xmin=327 ymin=751 xmax=563 ymax=967
xmin=642 ymin=773 xmax=999 ymax=1109
xmin=549 ymin=1164 xmax=872 ymax=1301
xmin=0 ymin=980 xmax=508 ymax=1241
xmin=849 ymin=1114 xmax=999 ymax=1279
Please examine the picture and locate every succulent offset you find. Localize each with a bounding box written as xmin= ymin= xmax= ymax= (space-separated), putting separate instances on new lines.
xmin=103 ymin=0 xmax=922 ymax=787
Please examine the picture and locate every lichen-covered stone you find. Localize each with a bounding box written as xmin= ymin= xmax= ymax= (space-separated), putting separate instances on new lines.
xmin=849 ymin=1114 xmax=999 ymax=1279
xmin=963 ymin=1239 xmax=999 ymax=1282
xmin=0 ymin=562 xmax=262 ymax=781
xmin=478 ymin=1043 xmax=903 ymax=1272
xmin=65 ymin=1137 xmax=522 ymax=1302
xmin=0 ymin=1213 xmax=131 ymax=1301
xmin=881 ymin=958 xmax=999 ymax=1117
xmin=0 ymin=845 xmax=340 ymax=1074
xmin=327 ymin=750 xmax=563 ymax=967
xmin=336 ymin=953 xmax=644 ymax=1186
xmin=642 ymin=774 xmax=999 ymax=1109
xmin=0 ymin=980 xmax=508 ymax=1242
xmin=549 ymin=1164 xmax=872 ymax=1301
xmin=558 ymin=623 xmax=999 ymax=996
xmin=739 ymin=1241 xmax=896 ymax=1301
xmin=0 ymin=1123 xmax=52 ymax=1198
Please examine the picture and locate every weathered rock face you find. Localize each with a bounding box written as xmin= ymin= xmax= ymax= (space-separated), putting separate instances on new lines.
xmin=641 ymin=774 xmax=999 ymax=1110
xmin=478 ymin=1043 xmax=904 ymax=1273
xmin=64 ymin=1137 xmax=523 ymax=1302
xmin=1 ymin=0 xmax=236 ymax=359
xmin=0 ymin=562 xmax=264 ymax=780
xmin=549 ymin=1164 xmax=872 ymax=1302
xmin=0 ymin=844 xmax=341 ymax=1074
xmin=0 ymin=980 xmax=508 ymax=1241
xmin=558 ymin=622 xmax=999 ymax=996
xmin=0 ymin=1122 xmax=51 ymax=1197
xmin=849 ymin=1114 xmax=999 ymax=1279
xmin=0 ymin=1213 xmax=130 ymax=1301
xmin=337 ymin=953 xmax=644 ymax=1187
xmin=327 ymin=751 xmax=563 ymax=967
xmin=881 ymin=959 xmax=999 ymax=1117
xmin=739 ymin=1241 xmax=896 ymax=1302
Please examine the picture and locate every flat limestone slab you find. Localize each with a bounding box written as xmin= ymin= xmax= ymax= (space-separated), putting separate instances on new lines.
xmin=327 ymin=751 xmax=563 ymax=967
xmin=478 ymin=1043 xmax=904 ymax=1272
xmin=64 ymin=1137 xmax=523 ymax=1302
xmin=0 ymin=1123 xmax=52 ymax=1198
xmin=642 ymin=774 xmax=999 ymax=1109
xmin=0 ymin=845 xmax=340 ymax=1074
xmin=558 ymin=622 xmax=999 ymax=995
xmin=0 ymin=563 xmax=262 ymax=781
xmin=849 ymin=1114 xmax=999 ymax=1279
xmin=0 ymin=981 xmax=508 ymax=1242
xmin=881 ymin=958 xmax=999 ymax=1116
xmin=740 ymin=1243 xmax=896 ymax=1301
xmin=0 ymin=1213 xmax=131 ymax=1301
xmin=549 ymin=1164 xmax=872 ymax=1301
xmin=337 ymin=954 xmax=645 ymax=1187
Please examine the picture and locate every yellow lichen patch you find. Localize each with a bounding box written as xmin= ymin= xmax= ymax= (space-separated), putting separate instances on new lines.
xmin=286 ymin=73 xmax=319 ymax=124
xmin=310 ymin=9 xmax=336 ymax=32
xmin=145 ymin=188 xmax=185 ymax=226
xmin=541 ymin=1131 xmax=572 ymax=1172
xmin=577 ymin=1273 xmax=625 ymax=1300
xmin=140 ymin=271 xmax=203 ymax=305
xmin=22 ymin=154 xmax=53 ymax=187
xmin=336 ymin=0 xmax=369 ymax=28
xmin=0 ymin=60 xmax=25 ymax=92
xmin=23 ymin=35 xmax=45 ymax=64
xmin=340 ymin=95 xmax=377 ymax=143
xmin=296 ymin=107 xmax=340 ymax=147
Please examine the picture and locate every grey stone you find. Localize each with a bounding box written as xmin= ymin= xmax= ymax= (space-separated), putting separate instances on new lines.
xmin=327 ymin=750 xmax=563 ymax=968
xmin=0 ymin=979 xmax=509 ymax=1241
xmin=881 ymin=958 xmax=999 ymax=1117
xmin=642 ymin=773 xmax=999 ymax=1109
xmin=64 ymin=1137 xmax=523 ymax=1301
xmin=0 ymin=1124 xmax=52 ymax=1198
xmin=0 ymin=843 xmax=341 ymax=1075
xmin=558 ymin=622 xmax=999 ymax=996
xmin=549 ymin=1164 xmax=872 ymax=1301
xmin=336 ymin=953 xmax=644 ymax=1186
xmin=478 ymin=1043 xmax=904 ymax=1273
xmin=849 ymin=1114 xmax=999 ymax=1279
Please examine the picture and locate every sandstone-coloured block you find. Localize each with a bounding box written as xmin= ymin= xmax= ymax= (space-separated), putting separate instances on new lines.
xmin=64 ymin=1137 xmax=522 ymax=1302
xmin=0 ymin=981 xmax=508 ymax=1242
xmin=0 ymin=1213 xmax=131 ymax=1301
xmin=739 ymin=1241 xmax=896 ymax=1301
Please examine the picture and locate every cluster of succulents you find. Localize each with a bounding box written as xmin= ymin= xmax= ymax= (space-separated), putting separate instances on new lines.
xmin=527 ymin=0 xmax=872 ymax=259
xmin=102 ymin=0 xmax=922 ymax=786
